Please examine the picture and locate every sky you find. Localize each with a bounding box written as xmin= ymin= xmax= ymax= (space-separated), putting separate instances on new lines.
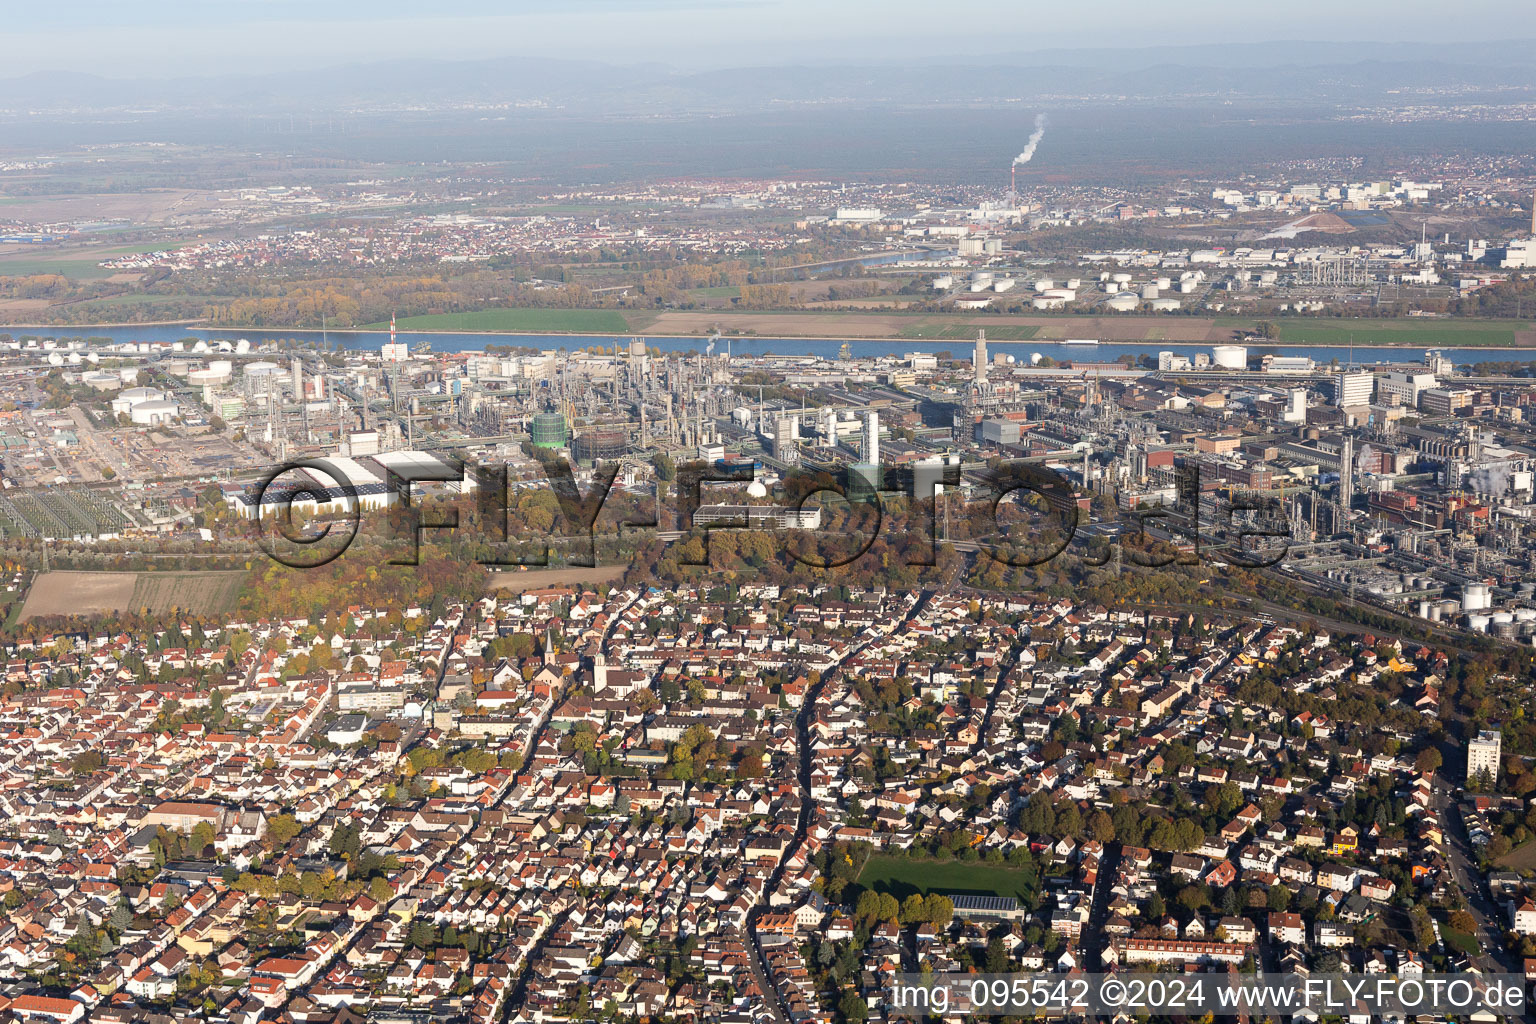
xmin=5 ymin=0 xmax=1535 ymax=77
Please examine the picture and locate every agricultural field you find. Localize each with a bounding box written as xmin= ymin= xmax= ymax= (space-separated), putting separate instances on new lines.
xmin=857 ymin=854 xmax=1036 ymax=902
xmin=0 ymin=257 xmax=115 ymax=281
xmin=19 ymin=570 xmax=245 ymax=620
xmin=365 ymin=308 xmax=631 ymax=333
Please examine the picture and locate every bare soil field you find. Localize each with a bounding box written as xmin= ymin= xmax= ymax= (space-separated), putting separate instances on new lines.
xmin=0 ymin=299 xmax=51 ymax=314
xmin=19 ymin=570 xmax=245 ymax=621
xmin=0 ymin=189 xmax=217 ymax=228
xmin=486 ymin=565 xmax=626 ymax=592
xmin=20 ymin=572 xmax=135 ymax=620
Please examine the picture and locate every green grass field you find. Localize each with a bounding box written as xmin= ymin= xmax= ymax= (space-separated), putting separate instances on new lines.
xmin=96 ymin=239 xmax=196 ymax=255
xmin=858 ymin=854 xmax=1035 ymax=901
xmin=1277 ymin=324 xmax=1519 ymax=346
xmin=1494 ymin=839 xmax=1536 ymax=873
xmin=0 ymin=258 xmax=113 ymax=281
xmin=896 ymin=319 xmax=1039 ymax=341
xmin=1209 ymin=316 xmax=1530 ymax=348
xmin=364 ymin=308 xmax=632 ymax=333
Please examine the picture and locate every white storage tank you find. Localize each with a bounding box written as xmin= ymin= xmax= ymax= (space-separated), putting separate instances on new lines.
xmin=1212 ymin=345 xmax=1248 ymax=369
xmin=1468 ymin=613 xmax=1491 ymax=632
xmin=1463 ymin=583 xmax=1493 ymax=611
xmin=1105 ymin=292 xmax=1139 ymax=311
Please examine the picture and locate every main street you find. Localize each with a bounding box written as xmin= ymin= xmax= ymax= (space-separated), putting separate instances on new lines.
xmin=1429 ymin=767 xmax=1518 ymax=973
xmin=747 ymin=556 xmax=964 ymax=1020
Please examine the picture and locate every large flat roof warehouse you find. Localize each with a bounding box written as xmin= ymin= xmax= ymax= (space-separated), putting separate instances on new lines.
xmin=367 ymin=450 xmax=473 ymax=491
xmin=223 ymin=457 xmax=393 ymax=518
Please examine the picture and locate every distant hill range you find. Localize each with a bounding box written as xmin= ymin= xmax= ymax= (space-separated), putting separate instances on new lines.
xmin=3 ymin=40 xmax=1535 ymax=114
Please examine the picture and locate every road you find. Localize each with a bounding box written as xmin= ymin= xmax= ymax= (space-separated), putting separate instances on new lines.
xmin=1429 ymin=768 xmax=1517 ymax=972
xmin=1082 ymin=841 xmax=1122 ymax=972
xmin=746 ymin=558 xmax=962 ymax=1021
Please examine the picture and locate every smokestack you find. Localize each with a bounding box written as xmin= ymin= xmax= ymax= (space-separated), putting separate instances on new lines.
xmin=863 ymin=410 xmax=880 ymax=467
xmin=1531 ymin=187 xmax=1535 ymax=236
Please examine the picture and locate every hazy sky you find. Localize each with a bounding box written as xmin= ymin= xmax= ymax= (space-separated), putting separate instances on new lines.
xmin=7 ymin=0 xmax=1535 ymax=77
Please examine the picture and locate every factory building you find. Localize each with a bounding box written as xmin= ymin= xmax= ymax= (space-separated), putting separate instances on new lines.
xmin=1419 ymin=388 xmax=1472 ymax=416
xmin=1376 ymin=371 xmax=1437 ymax=408
xmin=1332 ymin=372 xmax=1374 ymax=408
xmin=692 ymin=504 xmax=822 ymax=530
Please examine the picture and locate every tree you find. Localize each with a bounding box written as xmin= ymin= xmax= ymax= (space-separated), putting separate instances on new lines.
xmin=985 ymin=937 xmax=1008 ymax=972
xmin=925 ymin=894 xmax=954 ymax=927
xmin=1415 ymin=748 xmax=1443 ymax=774
xmin=1089 ymin=810 xmax=1115 ymax=842
xmin=370 ymin=876 xmax=394 ymax=904
xmin=267 ymin=814 xmax=302 ymax=848
xmin=839 ymin=991 xmax=869 ymax=1023
xmin=190 ymin=821 xmax=217 ymax=856
xmin=854 ymin=890 xmax=882 ymax=926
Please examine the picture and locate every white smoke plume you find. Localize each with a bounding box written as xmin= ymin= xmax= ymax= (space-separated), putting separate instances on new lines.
xmin=1470 ymin=464 xmax=1513 ymax=498
xmin=1013 ymin=114 xmax=1048 ymax=166
xmin=1356 ymin=443 xmax=1375 ymax=477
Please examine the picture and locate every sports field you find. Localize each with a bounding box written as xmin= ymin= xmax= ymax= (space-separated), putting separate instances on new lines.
xmin=858 ymin=854 xmax=1035 ymax=901
xmin=19 ymin=570 xmax=245 ymax=620
xmin=365 ymin=308 xmax=631 ymax=333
